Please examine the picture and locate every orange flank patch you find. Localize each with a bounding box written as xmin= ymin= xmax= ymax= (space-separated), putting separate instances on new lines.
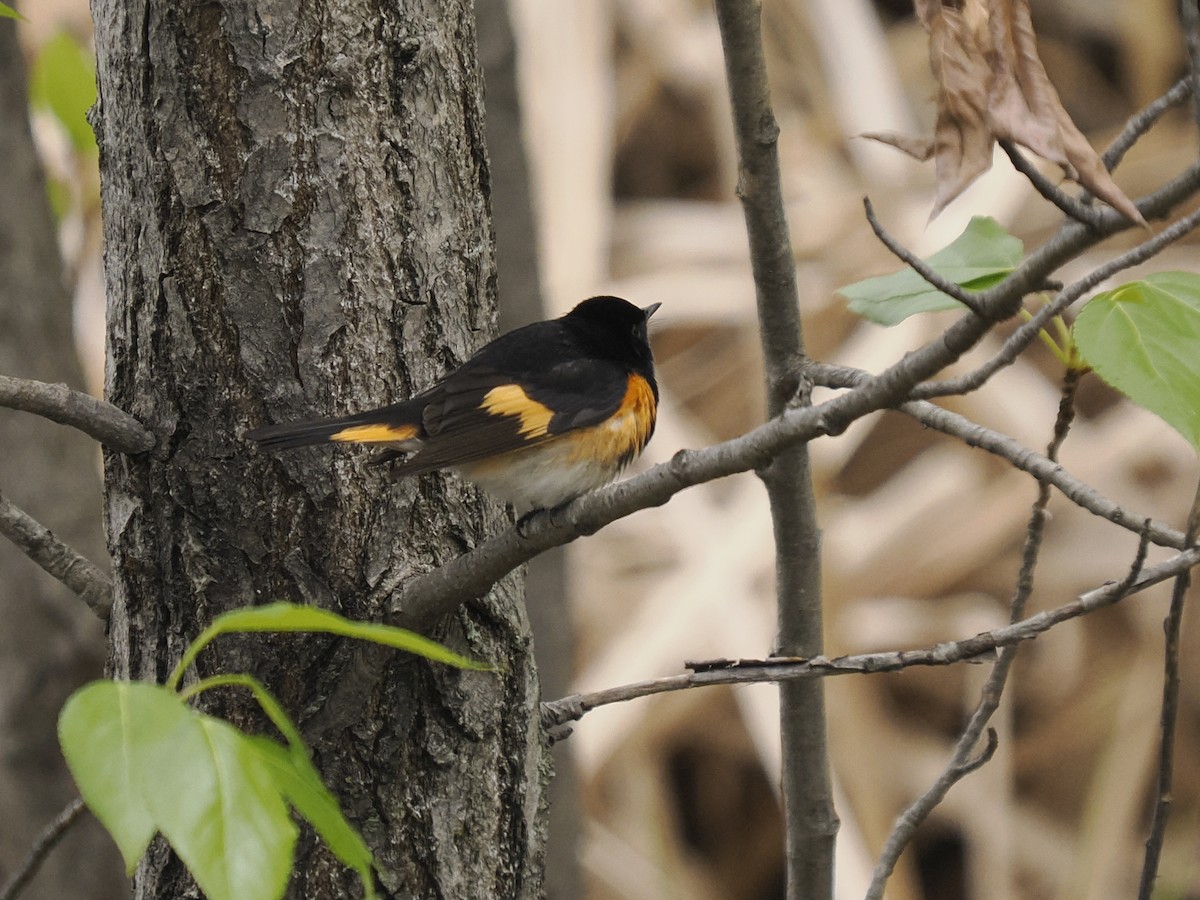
xmin=567 ymin=373 xmax=657 ymax=465
xmin=482 ymin=384 xmax=555 ymax=438
xmin=330 ymin=423 xmax=419 ymax=443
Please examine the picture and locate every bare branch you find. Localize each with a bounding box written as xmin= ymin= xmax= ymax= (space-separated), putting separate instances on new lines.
xmin=712 ymin=0 xmax=833 ymax=892
xmin=810 ymin=362 xmax=1186 ymax=550
xmin=865 ymin=725 xmax=1003 ymax=900
xmin=1140 ymin=159 xmax=1200 ymax=221
xmin=913 ymin=299 xmax=1064 ymax=399
xmin=1138 ymin=475 xmax=1200 ymax=898
xmin=1102 ymin=76 xmax=1191 ymax=172
xmin=542 ymin=532 xmax=1181 ymax=730
xmin=1000 ymin=141 xmax=1104 ymax=228
xmin=867 ymin=368 xmax=1080 ymax=898
xmin=0 ymin=798 xmax=86 ymax=900
xmin=0 ymin=375 xmax=154 ymax=454
xmin=0 ymin=488 xmax=112 ymax=619
xmin=863 ymin=197 xmax=991 ymax=316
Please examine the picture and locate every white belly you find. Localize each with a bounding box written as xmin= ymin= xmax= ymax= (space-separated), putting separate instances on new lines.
xmin=456 ymin=442 xmax=626 ymax=510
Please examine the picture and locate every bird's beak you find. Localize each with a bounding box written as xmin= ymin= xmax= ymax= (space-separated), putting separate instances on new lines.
xmin=642 ymin=302 xmax=662 ymax=320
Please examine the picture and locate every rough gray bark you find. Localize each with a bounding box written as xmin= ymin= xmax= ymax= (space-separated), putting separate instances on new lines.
xmin=89 ymin=0 xmax=546 ymax=897
xmin=0 ymin=20 xmax=127 ymax=900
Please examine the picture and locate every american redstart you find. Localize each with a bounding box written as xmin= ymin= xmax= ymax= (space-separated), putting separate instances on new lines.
xmin=246 ymin=296 xmax=660 ymax=510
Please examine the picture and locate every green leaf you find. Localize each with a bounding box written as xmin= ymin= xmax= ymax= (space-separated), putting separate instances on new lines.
xmin=58 ymin=682 xmax=157 ymax=871
xmin=1073 ymin=271 xmax=1200 ymax=450
xmin=169 ymin=602 xmax=490 ymax=689
xmin=838 ymin=216 xmax=1024 ymax=326
xmin=0 ymin=3 xmax=26 ymax=21
xmin=182 ymin=674 xmax=378 ymax=897
xmin=139 ymin=709 xmax=297 ymax=900
xmin=29 ymin=31 xmax=97 ymax=155
xmin=248 ymin=737 xmax=378 ymax=898
xmin=60 ymin=680 xmax=298 ymax=900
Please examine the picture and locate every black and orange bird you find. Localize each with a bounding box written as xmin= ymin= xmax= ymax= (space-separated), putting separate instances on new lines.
xmin=246 ymin=296 xmax=660 ymax=510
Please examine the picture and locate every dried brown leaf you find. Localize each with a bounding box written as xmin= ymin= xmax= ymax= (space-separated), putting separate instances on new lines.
xmin=986 ymin=0 xmax=1063 ymax=163
xmin=859 ymin=131 xmax=935 ymax=161
xmin=985 ymin=0 xmax=1146 ymax=224
xmin=927 ymin=2 xmax=995 ymax=218
xmin=884 ymin=0 xmax=1144 ymax=224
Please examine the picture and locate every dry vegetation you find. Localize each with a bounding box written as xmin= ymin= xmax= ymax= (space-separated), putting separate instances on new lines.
xmin=20 ymin=0 xmax=1200 ymax=898
xmin=511 ymin=1 xmax=1200 ymax=898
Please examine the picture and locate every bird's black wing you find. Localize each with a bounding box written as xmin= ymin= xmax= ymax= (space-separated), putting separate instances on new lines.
xmin=394 ymin=356 xmax=631 ymax=475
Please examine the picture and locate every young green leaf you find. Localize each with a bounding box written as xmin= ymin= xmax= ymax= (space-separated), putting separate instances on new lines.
xmin=138 ymin=710 xmax=298 ymax=900
xmin=182 ymin=673 xmax=378 ymax=897
xmin=60 ymin=680 xmax=299 ymax=900
xmin=838 ymin=216 xmax=1024 ymax=326
xmin=248 ymin=737 xmax=378 ymax=898
xmin=29 ymin=31 xmax=97 ymax=155
xmin=169 ymin=601 xmax=490 ymax=689
xmin=0 ymin=3 xmax=26 ymax=21
xmin=58 ymin=682 xmax=158 ymax=871
xmin=1074 ymin=271 xmax=1200 ymax=451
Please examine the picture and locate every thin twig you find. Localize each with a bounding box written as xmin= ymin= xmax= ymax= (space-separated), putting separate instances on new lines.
xmin=912 ymin=299 xmax=1063 ymax=399
xmin=964 ymin=153 xmax=1200 ymax=325
xmin=0 ymin=375 xmax=154 ymax=454
xmin=1137 ymin=474 xmax=1200 ymax=899
xmin=863 ymin=198 xmax=990 ymax=316
xmin=1140 ymin=159 xmax=1200 ymax=221
xmin=866 ymin=368 xmax=1080 ymax=898
xmin=0 ymin=798 xmax=86 ymax=900
xmin=541 ymin=530 xmax=1175 ymax=729
xmin=917 ymin=200 xmax=1200 ymax=399
xmin=1102 ymin=76 xmax=1192 ymax=171
xmin=1000 ymin=141 xmax=1103 ymax=228
xmin=809 ymin=361 xmax=1185 ymax=550
xmin=0 ymin=487 xmax=112 ymax=619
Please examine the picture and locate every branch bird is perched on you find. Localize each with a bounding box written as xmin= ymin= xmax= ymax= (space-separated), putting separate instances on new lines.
xmin=247 ymin=296 xmax=661 ymax=510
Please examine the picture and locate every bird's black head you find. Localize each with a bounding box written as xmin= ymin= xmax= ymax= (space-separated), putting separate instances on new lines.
xmin=563 ymin=295 xmax=659 ymax=374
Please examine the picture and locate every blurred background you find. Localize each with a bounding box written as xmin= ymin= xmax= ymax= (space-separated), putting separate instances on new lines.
xmin=12 ymin=0 xmax=1200 ymax=898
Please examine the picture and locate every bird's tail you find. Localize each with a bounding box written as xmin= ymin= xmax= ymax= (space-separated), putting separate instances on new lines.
xmin=245 ymin=403 xmax=422 ymax=451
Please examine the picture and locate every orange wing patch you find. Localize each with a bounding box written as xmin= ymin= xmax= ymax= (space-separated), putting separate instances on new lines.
xmin=330 ymin=423 xmax=420 ymax=444
xmin=481 ymin=384 xmax=555 ymax=438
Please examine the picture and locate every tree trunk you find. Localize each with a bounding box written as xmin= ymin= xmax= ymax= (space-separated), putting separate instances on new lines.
xmin=0 ymin=20 xmax=127 ymax=900
xmin=89 ymin=0 xmax=546 ymax=896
